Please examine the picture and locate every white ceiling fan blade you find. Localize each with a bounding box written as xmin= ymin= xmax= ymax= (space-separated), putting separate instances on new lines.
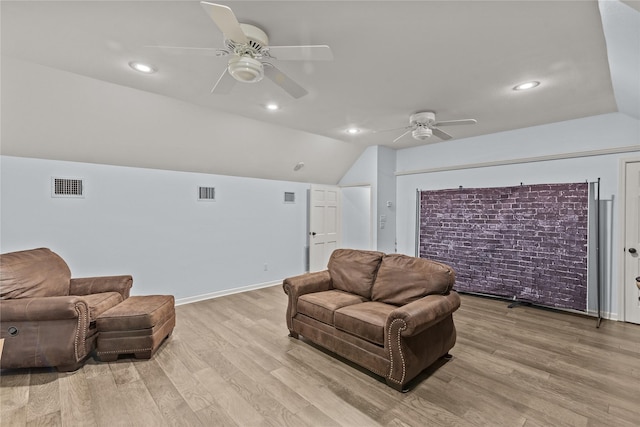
xmin=211 ymin=68 xmax=236 ymax=94
xmin=144 ymin=45 xmax=227 ymax=56
xmin=267 ymin=45 xmax=333 ymax=61
xmin=431 ymin=127 xmax=453 ymax=140
xmin=433 ymin=119 xmax=477 ymax=127
xmin=263 ymin=64 xmax=308 ymax=99
xmin=200 ymin=2 xmax=248 ymax=44
xmin=393 ymin=129 xmax=413 ymax=143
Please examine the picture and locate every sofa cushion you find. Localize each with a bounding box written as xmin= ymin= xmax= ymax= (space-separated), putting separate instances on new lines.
xmin=81 ymin=292 xmax=124 ymax=322
xmin=371 ymin=255 xmax=456 ymax=306
xmin=0 ymin=248 xmax=71 ymax=300
xmin=327 ymin=249 xmax=384 ymax=299
xmin=298 ymin=290 xmax=366 ymax=326
xmin=334 ymin=302 xmax=395 ymax=346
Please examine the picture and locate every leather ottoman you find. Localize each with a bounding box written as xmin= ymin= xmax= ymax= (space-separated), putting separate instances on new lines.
xmin=96 ymin=295 xmax=175 ymax=362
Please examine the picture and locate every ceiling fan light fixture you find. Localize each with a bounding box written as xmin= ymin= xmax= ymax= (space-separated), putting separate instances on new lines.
xmin=412 ymin=127 xmax=433 ymax=140
xmin=228 ymin=56 xmax=264 ymax=83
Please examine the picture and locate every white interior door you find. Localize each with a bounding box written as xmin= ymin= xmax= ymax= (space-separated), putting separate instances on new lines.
xmin=309 ymin=185 xmax=341 ymax=272
xmin=624 ymin=161 xmax=640 ymax=324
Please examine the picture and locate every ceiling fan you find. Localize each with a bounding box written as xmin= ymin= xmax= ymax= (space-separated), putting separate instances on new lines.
xmin=156 ymin=2 xmax=333 ymax=98
xmin=384 ymin=111 xmax=477 ymax=143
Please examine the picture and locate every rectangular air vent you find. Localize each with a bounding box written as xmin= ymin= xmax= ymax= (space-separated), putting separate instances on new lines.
xmin=198 ymin=186 xmax=216 ymax=201
xmin=284 ymin=192 xmax=296 ymax=203
xmin=52 ymin=177 xmax=84 ymax=198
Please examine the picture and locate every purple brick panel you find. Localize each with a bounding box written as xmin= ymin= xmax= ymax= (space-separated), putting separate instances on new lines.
xmin=419 ymin=183 xmax=589 ymax=311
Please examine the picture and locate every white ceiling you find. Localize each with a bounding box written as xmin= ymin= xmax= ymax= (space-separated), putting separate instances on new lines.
xmin=0 ymin=0 xmax=627 ymax=181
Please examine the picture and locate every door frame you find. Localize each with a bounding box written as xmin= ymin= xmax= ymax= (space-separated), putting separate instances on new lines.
xmin=617 ymin=156 xmax=640 ymax=322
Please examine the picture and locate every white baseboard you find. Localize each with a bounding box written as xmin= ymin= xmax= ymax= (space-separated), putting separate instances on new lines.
xmin=175 ymin=280 xmax=282 ymax=306
xmin=175 ymin=283 xmax=622 ymax=322
xmin=585 ymin=309 xmax=619 ymax=321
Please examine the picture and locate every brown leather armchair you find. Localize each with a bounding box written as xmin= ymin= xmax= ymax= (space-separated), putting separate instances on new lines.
xmin=0 ymin=248 xmax=132 ymax=371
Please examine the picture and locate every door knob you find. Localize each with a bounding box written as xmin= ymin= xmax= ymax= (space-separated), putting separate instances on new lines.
xmin=629 ymin=247 xmax=637 ymax=254
xmin=310 ymin=232 xmax=317 ymax=236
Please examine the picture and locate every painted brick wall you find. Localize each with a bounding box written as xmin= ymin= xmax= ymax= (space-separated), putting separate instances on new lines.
xmin=419 ymin=183 xmax=589 ymax=311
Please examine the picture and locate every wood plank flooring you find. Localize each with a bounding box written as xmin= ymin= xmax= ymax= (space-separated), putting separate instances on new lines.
xmin=1 ymin=286 xmax=639 ymax=426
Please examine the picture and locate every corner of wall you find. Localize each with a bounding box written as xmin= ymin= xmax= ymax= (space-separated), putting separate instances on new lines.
xmin=376 ymin=146 xmax=397 ymax=253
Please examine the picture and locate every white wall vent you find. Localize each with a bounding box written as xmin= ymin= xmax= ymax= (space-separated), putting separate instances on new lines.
xmin=198 ymin=186 xmax=216 ymax=201
xmin=52 ymin=177 xmax=84 ymax=198
xmin=284 ymin=192 xmax=296 ymax=203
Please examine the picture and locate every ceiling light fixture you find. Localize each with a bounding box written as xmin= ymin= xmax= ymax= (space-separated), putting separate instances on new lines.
xmin=266 ymin=103 xmax=279 ymax=111
xmin=228 ymin=56 xmax=264 ymax=83
xmin=513 ymin=81 xmax=540 ymax=91
xmin=129 ymin=61 xmax=156 ymax=74
xmin=346 ymin=128 xmax=360 ymax=135
xmin=412 ymin=127 xmax=433 ymax=140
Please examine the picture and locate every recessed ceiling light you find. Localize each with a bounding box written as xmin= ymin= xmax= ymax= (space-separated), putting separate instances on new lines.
xmin=346 ymin=128 xmax=360 ymax=135
xmin=513 ymin=81 xmax=540 ymax=91
xmin=129 ymin=61 xmax=156 ymax=74
xmin=266 ymin=103 xmax=279 ymax=111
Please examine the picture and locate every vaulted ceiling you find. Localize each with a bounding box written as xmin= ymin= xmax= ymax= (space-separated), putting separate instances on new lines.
xmin=1 ymin=1 xmax=634 ymax=183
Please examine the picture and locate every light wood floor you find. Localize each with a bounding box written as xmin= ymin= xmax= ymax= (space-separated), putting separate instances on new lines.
xmin=1 ymin=286 xmax=639 ymax=426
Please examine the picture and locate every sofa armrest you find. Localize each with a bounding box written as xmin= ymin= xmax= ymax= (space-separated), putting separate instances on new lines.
xmin=387 ymin=291 xmax=461 ymax=337
xmin=282 ymin=270 xmax=332 ymax=332
xmin=0 ymin=296 xmax=89 ymax=321
xmin=70 ymin=275 xmax=132 ymax=300
xmin=283 ymin=270 xmax=332 ymax=297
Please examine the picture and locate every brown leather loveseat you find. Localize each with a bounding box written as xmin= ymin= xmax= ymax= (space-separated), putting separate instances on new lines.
xmin=283 ymin=249 xmax=460 ymax=391
xmin=0 ymin=248 xmax=132 ymax=371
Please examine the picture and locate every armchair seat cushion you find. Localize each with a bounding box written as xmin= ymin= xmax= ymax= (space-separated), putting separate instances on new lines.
xmin=81 ymin=292 xmax=124 ymax=322
xmin=297 ymin=290 xmax=366 ymax=326
xmin=335 ymin=302 xmax=395 ymax=346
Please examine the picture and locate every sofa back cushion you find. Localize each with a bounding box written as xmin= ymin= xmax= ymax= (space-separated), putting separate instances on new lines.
xmin=371 ymin=254 xmax=455 ymax=305
xmin=0 ymin=248 xmax=71 ymax=299
xmin=327 ymin=249 xmax=384 ymax=299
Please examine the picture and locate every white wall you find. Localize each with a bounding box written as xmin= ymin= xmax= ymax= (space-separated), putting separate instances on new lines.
xmin=339 ymin=146 xmax=379 ymax=250
xmin=338 ymin=145 xmax=397 ymax=253
xmin=376 ymin=146 xmax=397 ymax=253
xmin=341 ymin=186 xmax=372 ymax=250
xmin=395 ymin=112 xmax=640 ymax=319
xmin=0 ymin=156 xmax=309 ymax=302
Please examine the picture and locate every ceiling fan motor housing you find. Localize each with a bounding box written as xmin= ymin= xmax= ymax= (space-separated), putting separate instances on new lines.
xmin=225 ymin=24 xmax=269 ymax=54
xmin=410 ymin=111 xmax=436 ymax=126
